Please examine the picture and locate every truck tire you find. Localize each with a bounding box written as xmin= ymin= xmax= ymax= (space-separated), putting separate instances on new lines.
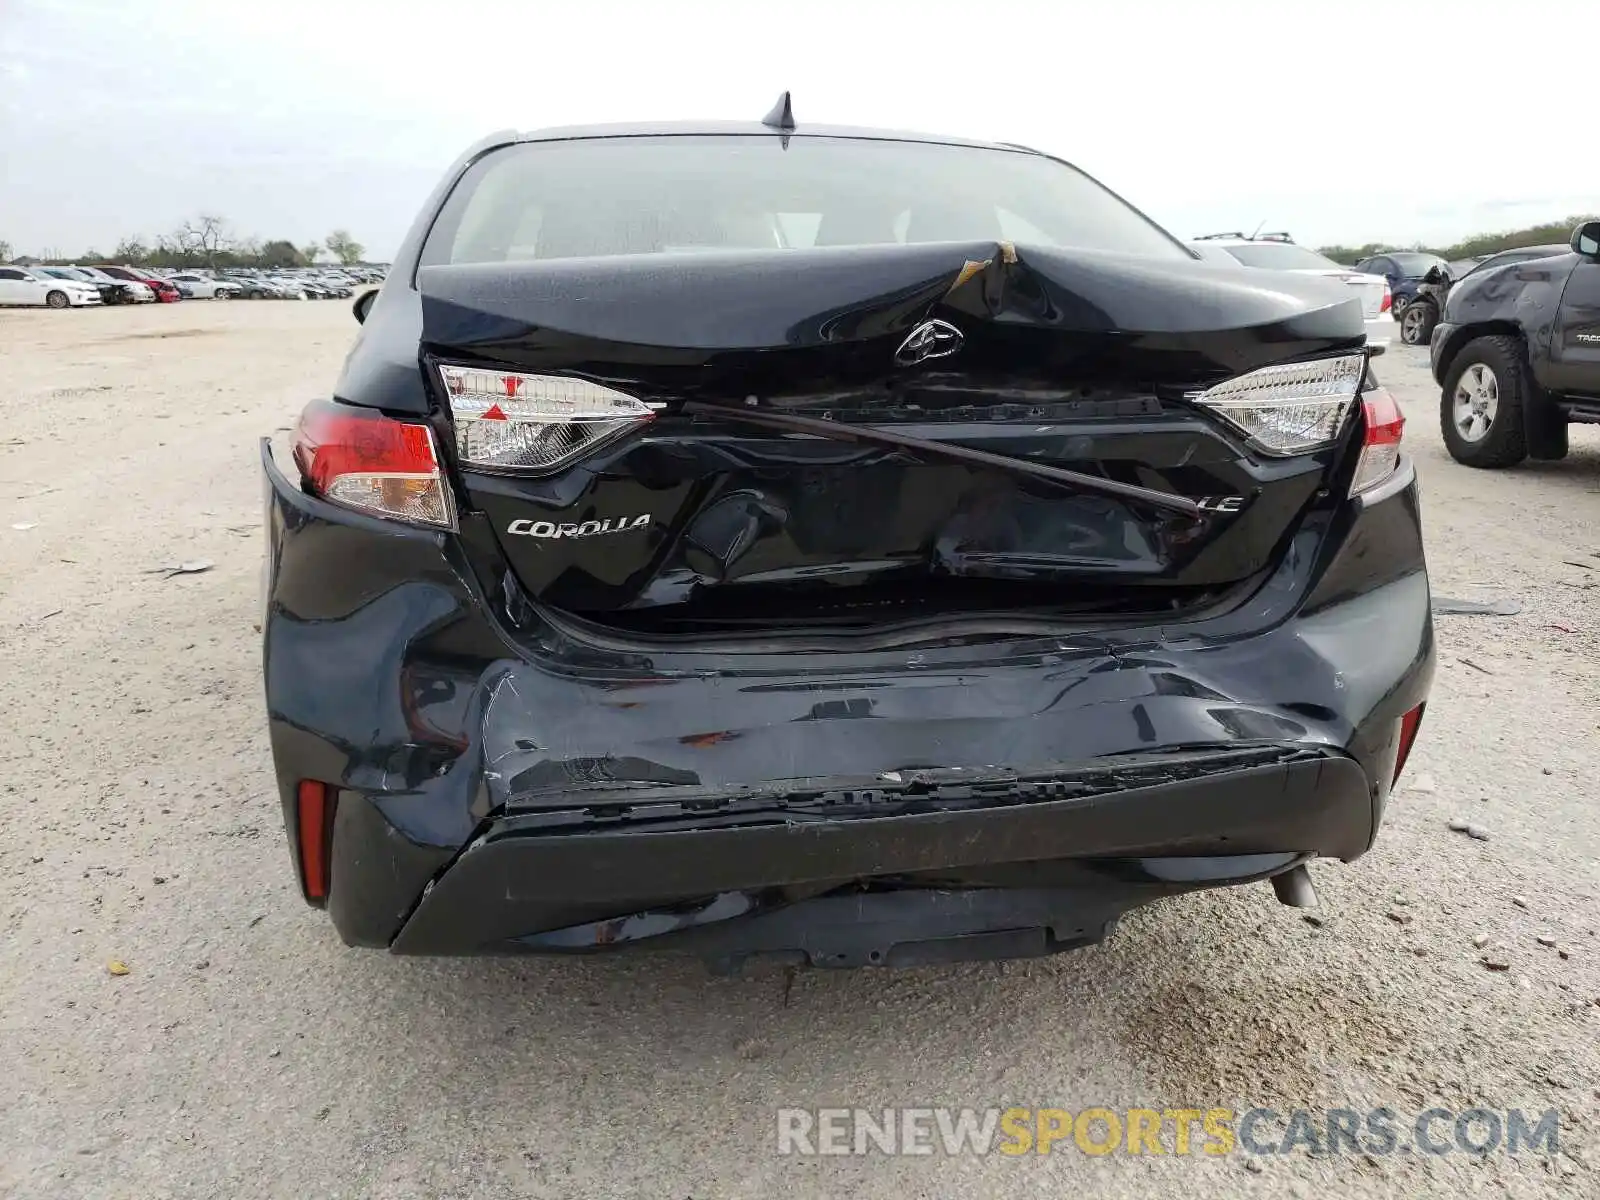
xmin=1440 ymin=335 xmax=1530 ymax=468
xmin=1400 ymin=300 xmax=1437 ymax=345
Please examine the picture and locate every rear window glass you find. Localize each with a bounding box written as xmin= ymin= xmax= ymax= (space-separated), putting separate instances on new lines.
xmin=423 ymin=135 xmax=1189 ymax=265
xmin=1389 ymin=253 xmax=1443 ymax=275
xmin=1219 ymin=243 xmax=1343 ymax=271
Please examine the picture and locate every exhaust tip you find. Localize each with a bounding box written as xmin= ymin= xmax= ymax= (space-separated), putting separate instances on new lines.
xmin=1271 ymin=864 xmax=1319 ymax=909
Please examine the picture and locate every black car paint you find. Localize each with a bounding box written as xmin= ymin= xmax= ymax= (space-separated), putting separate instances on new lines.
xmin=413 ymin=245 xmax=1366 ymax=626
xmin=1431 ymin=235 xmax=1600 ymax=454
xmin=263 ymin=121 xmax=1434 ymax=960
xmin=263 ymin=433 xmax=1431 ymax=952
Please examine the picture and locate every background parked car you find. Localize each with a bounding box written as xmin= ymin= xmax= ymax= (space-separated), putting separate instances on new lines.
xmin=1432 ymin=221 xmax=1600 ymax=467
xmin=311 ymin=276 xmax=353 ymax=297
xmin=262 ymin=275 xmax=308 ymax=299
xmin=168 ymin=273 xmax=243 ymax=299
xmin=70 ymin=265 xmax=156 ymax=302
xmin=0 ymin=265 xmax=103 ymax=307
xmin=231 ymin=275 xmax=278 ymax=299
xmin=1352 ymin=251 xmax=1447 ymax=317
xmin=34 ymin=266 xmax=128 ymax=305
xmin=1396 ymin=244 xmax=1572 ymax=346
xmin=1190 ymin=234 xmax=1392 ymax=342
xmin=93 ymin=265 xmax=182 ymax=302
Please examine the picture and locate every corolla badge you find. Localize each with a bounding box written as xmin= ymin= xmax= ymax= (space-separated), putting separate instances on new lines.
xmin=895 ymin=319 xmax=965 ymax=366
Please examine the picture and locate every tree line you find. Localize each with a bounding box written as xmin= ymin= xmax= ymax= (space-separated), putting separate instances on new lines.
xmin=1318 ymin=216 xmax=1592 ymax=265
xmin=1 ymin=215 xmax=368 ymax=268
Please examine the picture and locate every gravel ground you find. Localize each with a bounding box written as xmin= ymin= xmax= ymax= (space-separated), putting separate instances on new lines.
xmin=1 ymin=301 xmax=1597 ymax=1199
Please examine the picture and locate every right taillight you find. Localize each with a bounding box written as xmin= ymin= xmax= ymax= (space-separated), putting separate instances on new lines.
xmin=291 ymin=398 xmax=455 ymax=528
xmin=436 ymin=363 xmax=659 ymax=473
xmin=1349 ymin=384 xmax=1405 ymax=495
xmin=1189 ymin=353 xmax=1364 ymax=455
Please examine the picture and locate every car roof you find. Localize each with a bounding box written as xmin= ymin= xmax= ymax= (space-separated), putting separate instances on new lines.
xmin=501 ymin=119 xmax=1038 ymax=155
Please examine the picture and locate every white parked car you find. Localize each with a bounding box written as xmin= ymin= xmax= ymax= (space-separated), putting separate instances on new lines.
xmin=264 ymin=276 xmax=308 ymax=299
xmin=0 ymin=266 xmax=103 ymax=308
xmin=1189 ymin=234 xmax=1392 ymax=346
xmin=169 ymin=273 xmax=243 ymax=299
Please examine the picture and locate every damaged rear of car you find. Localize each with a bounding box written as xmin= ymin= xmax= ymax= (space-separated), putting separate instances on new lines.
xmin=261 ymin=114 xmax=1433 ymax=969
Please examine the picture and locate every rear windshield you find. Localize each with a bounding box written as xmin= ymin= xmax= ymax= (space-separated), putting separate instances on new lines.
xmin=423 ymin=135 xmax=1189 ymax=265
xmin=1220 ymin=243 xmax=1343 ymax=271
xmin=1389 ymin=253 xmax=1444 ymax=275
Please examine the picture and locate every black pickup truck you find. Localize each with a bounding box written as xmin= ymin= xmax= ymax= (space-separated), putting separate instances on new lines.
xmin=1431 ymin=220 xmax=1600 ymax=466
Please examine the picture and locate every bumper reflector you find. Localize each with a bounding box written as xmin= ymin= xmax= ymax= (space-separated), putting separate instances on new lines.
xmin=296 ymin=780 xmax=333 ymax=902
xmin=1393 ymin=703 xmax=1425 ymax=783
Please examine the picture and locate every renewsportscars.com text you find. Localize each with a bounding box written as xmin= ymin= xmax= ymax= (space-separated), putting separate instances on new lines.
xmin=776 ymin=1106 xmax=1561 ymax=1158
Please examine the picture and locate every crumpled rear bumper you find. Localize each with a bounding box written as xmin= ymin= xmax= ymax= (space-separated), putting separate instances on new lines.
xmin=260 ymin=439 xmax=1434 ymax=955
xmin=385 ymin=745 xmax=1371 ymax=959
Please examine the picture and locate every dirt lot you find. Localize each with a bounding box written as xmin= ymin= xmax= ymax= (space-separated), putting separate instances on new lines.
xmin=1 ymin=300 xmax=1597 ymax=1198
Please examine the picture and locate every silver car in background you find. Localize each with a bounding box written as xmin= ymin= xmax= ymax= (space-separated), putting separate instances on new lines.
xmin=1190 ymin=234 xmax=1392 ymax=346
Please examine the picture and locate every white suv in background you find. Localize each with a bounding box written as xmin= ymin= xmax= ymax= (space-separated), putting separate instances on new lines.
xmin=1189 ymin=234 xmax=1392 ymax=346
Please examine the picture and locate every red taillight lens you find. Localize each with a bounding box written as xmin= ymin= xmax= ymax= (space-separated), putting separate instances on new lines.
xmin=1393 ymin=703 xmax=1425 ymax=783
xmin=1380 ymin=282 xmax=1392 ymax=313
xmin=1349 ymin=385 xmax=1404 ymax=495
xmin=295 ymin=780 xmax=333 ymax=901
xmin=291 ymin=399 xmax=455 ymax=528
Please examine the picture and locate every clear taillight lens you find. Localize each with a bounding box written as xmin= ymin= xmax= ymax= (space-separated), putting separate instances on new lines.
xmin=1190 ymin=353 xmax=1365 ymax=455
xmin=292 ymin=399 xmax=455 ymax=529
xmin=1350 ymin=384 xmax=1405 ymax=495
xmin=436 ymin=363 xmax=658 ymax=472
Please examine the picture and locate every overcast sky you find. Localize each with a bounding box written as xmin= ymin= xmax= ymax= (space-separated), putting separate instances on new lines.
xmin=2 ymin=0 xmax=1594 ymax=259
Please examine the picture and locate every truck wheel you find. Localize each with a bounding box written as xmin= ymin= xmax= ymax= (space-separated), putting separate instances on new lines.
xmin=1440 ymin=335 xmax=1530 ymax=468
xmin=1400 ymin=301 xmax=1436 ymax=345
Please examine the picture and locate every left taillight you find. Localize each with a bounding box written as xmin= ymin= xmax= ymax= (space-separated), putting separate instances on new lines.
xmin=1379 ymin=280 xmax=1393 ymax=313
xmin=435 ymin=363 xmax=659 ymax=474
xmin=291 ymin=398 xmax=456 ymax=529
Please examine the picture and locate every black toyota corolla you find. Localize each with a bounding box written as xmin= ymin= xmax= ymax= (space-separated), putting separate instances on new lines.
xmin=260 ymin=102 xmax=1432 ymax=968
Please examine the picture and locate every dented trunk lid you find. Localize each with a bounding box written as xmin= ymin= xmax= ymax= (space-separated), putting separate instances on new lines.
xmin=418 ymin=241 xmax=1365 ymax=632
